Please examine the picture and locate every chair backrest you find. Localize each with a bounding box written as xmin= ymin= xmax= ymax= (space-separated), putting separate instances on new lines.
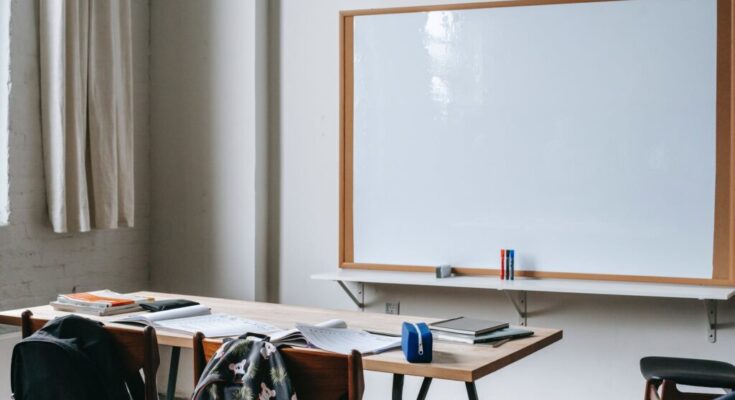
xmin=193 ymin=333 xmax=364 ymax=400
xmin=20 ymin=310 xmax=160 ymax=400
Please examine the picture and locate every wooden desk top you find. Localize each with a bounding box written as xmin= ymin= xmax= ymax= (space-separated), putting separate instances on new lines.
xmin=0 ymin=291 xmax=562 ymax=382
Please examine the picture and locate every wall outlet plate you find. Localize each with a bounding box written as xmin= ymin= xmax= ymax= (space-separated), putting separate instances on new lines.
xmin=385 ymin=302 xmax=400 ymax=315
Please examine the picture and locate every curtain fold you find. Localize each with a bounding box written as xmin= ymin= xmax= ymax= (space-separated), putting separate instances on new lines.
xmin=39 ymin=0 xmax=134 ymax=233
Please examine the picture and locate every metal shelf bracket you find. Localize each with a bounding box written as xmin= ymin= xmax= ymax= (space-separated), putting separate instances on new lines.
xmin=337 ymin=281 xmax=365 ymax=311
xmin=505 ymin=291 xmax=528 ymax=326
xmin=705 ymin=300 xmax=717 ymax=343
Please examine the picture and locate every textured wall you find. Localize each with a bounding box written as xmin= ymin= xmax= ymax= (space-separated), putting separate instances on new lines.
xmin=0 ymin=1 xmax=151 ymax=397
xmin=0 ymin=0 xmax=150 ymax=320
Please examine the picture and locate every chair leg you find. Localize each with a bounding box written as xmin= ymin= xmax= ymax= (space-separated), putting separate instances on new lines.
xmin=661 ymin=381 xmax=681 ymax=400
xmin=645 ymin=381 xmax=661 ymax=400
xmin=20 ymin=310 xmax=33 ymax=339
xmin=660 ymin=380 xmax=720 ymax=400
xmin=144 ymin=327 xmax=160 ymax=400
xmin=192 ymin=333 xmax=205 ymax=387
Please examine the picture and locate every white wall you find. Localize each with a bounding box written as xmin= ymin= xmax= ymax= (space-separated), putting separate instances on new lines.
xmin=273 ymin=0 xmax=735 ymax=399
xmin=0 ymin=0 xmax=151 ymax=396
xmin=0 ymin=0 xmax=9 ymax=226
xmin=149 ymin=0 xmax=269 ymax=302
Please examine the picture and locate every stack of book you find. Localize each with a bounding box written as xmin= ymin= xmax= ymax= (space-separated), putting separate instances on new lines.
xmin=50 ymin=290 xmax=154 ymax=316
xmin=429 ymin=316 xmax=532 ymax=344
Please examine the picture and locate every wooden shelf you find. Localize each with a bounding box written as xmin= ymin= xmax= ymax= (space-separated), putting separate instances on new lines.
xmin=312 ymin=270 xmax=735 ymax=300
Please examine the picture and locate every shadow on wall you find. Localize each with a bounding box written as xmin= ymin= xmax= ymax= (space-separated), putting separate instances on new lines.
xmin=151 ymin=0 xmax=273 ymax=301
xmin=267 ymin=0 xmax=282 ymax=304
xmin=150 ymin=0 xmax=217 ymax=297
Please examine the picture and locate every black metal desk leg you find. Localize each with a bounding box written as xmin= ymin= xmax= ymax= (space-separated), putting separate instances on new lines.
xmin=392 ymin=374 xmax=405 ymax=400
xmin=166 ymin=346 xmax=181 ymax=400
xmin=465 ymin=382 xmax=479 ymax=400
xmin=416 ymin=377 xmax=433 ymax=400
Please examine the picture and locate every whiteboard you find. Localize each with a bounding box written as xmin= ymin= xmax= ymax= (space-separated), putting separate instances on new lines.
xmin=351 ymin=0 xmax=718 ymax=279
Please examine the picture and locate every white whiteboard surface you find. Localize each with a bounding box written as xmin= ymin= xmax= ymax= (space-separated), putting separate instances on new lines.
xmin=351 ymin=0 xmax=718 ymax=279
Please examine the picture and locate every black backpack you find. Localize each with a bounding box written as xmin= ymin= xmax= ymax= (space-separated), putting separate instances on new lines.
xmin=11 ymin=315 xmax=145 ymax=400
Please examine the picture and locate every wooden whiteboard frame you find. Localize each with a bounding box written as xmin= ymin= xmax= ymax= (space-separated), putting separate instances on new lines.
xmin=339 ymin=0 xmax=735 ymax=286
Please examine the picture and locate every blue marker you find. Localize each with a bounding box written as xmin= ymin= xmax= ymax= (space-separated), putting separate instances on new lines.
xmin=509 ymin=250 xmax=515 ymax=280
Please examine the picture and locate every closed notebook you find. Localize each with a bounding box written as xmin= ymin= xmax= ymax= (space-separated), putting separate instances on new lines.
xmin=139 ymin=299 xmax=200 ymax=312
xmin=433 ymin=327 xmax=534 ymax=344
xmin=429 ymin=316 xmax=508 ymax=336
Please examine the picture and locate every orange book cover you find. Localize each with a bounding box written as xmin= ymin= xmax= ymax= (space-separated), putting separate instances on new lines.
xmin=63 ymin=292 xmax=135 ymax=307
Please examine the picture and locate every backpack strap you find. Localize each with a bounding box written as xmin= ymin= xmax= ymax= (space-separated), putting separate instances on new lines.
xmin=236 ymin=331 xmax=295 ymax=350
xmin=124 ymin=371 xmax=145 ymax=400
xmin=237 ymin=332 xmax=271 ymax=341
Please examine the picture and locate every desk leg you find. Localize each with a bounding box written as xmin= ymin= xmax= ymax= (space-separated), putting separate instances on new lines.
xmin=166 ymin=346 xmax=181 ymax=400
xmin=416 ymin=377 xmax=432 ymax=400
xmin=392 ymin=374 xmax=405 ymax=400
xmin=465 ymin=382 xmax=479 ymax=400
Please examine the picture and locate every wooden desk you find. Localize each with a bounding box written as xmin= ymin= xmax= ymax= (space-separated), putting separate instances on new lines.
xmin=0 ymin=291 xmax=562 ymax=399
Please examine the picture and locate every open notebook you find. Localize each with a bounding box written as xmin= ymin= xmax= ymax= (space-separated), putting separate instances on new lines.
xmin=115 ymin=306 xmax=400 ymax=354
xmin=292 ymin=322 xmax=400 ymax=355
xmin=271 ymin=319 xmax=400 ymax=355
xmin=114 ymin=305 xmax=281 ymax=337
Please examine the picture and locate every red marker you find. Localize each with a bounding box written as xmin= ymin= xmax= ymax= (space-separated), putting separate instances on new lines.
xmin=500 ymin=249 xmax=506 ymax=280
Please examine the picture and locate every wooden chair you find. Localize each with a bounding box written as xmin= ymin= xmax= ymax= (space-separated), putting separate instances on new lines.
xmin=641 ymin=356 xmax=735 ymax=400
xmin=193 ymin=333 xmax=365 ymax=400
xmin=21 ymin=310 xmax=161 ymax=400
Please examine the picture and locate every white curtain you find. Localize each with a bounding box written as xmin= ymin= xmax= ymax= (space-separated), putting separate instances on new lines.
xmin=39 ymin=0 xmax=134 ymax=233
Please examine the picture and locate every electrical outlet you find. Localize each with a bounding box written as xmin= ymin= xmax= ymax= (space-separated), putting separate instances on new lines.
xmin=385 ymin=302 xmax=400 ymax=315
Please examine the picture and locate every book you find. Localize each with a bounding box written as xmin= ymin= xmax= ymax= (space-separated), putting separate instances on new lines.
xmin=51 ymin=290 xmax=154 ymax=316
xmin=114 ymin=305 xmax=282 ymax=338
xmin=50 ymin=301 xmax=143 ymax=316
xmin=56 ymin=290 xmax=153 ymax=309
xmin=429 ymin=316 xmax=508 ymax=336
xmin=432 ymin=327 xmax=534 ymax=344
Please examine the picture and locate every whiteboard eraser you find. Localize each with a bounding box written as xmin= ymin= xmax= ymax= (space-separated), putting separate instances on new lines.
xmin=436 ymin=265 xmax=453 ymax=279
